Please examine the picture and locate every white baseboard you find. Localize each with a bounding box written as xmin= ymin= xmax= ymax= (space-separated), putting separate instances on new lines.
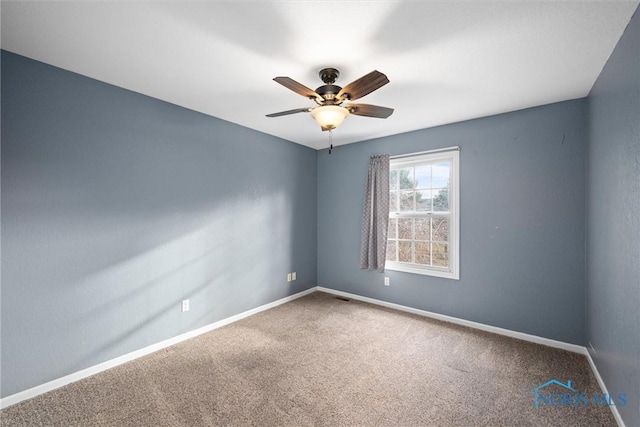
xmin=317 ymin=286 xmax=585 ymax=353
xmin=584 ymin=349 xmax=626 ymax=427
xmin=0 ymin=287 xmax=316 ymax=410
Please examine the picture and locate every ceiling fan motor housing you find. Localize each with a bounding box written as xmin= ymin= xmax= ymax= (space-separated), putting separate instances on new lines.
xmin=315 ymin=84 xmax=342 ymax=102
xmin=316 ymin=68 xmax=343 ymax=102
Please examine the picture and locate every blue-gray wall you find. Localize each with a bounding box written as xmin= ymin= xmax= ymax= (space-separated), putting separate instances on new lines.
xmin=586 ymin=5 xmax=640 ymax=426
xmin=0 ymin=51 xmax=317 ymax=397
xmin=318 ymin=100 xmax=587 ymax=346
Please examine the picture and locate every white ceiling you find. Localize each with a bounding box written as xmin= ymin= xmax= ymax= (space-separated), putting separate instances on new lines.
xmin=2 ymin=1 xmax=638 ymax=150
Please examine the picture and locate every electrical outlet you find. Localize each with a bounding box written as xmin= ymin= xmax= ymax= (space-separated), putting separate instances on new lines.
xmin=384 ymin=277 xmax=390 ymax=286
xmin=292 ymin=272 xmax=296 ymax=280
xmin=181 ymin=299 xmax=190 ymax=312
xmin=287 ymin=273 xmax=292 ymax=282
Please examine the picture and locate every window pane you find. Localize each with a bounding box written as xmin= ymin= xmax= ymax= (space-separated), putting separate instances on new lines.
xmin=398 ymin=241 xmax=413 ymax=263
xmin=416 ymin=190 xmax=432 ymax=212
xmin=389 ymin=191 xmax=398 ymax=211
xmin=432 ymin=218 xmax=449 ymax=242
xmin=415 ymin=241 xmax=431 ymax=265
xmin=389 ymin=169 xmax=399 ymax=190
xmin=415 ymin=217 xmax=430 ymax=241
xmin=399 ymin=191 xmax=414 ymax=211
xmin=398 ymin=167 xmax=414 ymax=190
xmin=432 ymin=162 xmax=450 ymax=188
xmin=432 ymin=243 xmax=449 ymax=267
xmin=388 ymin=218 xmax=397 ymax=239
xmin=415 ymin=164 xmax=431 ymax=189
xmin=386 ymin=241 xmax=397 ymax=261
xmin=398 ymin=218 xmax=413 ymax=240
xmin=433 ymin=188 xmax=449 ymax=212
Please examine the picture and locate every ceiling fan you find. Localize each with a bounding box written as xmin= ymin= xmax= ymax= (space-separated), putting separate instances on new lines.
xmin=266 ymin=68 xmax=394 ymax=131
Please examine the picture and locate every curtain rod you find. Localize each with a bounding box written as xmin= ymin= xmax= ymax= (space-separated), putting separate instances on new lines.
xmin=390 ymin=146 xmax=459 ymax=160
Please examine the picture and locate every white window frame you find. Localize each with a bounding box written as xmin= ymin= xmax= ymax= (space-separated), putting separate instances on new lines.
xmin=385 ymin=148 xmax=460 ymax=280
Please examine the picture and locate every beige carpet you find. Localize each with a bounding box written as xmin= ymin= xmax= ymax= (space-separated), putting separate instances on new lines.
xmin=1 ymin=291 xmax=616 ymax=426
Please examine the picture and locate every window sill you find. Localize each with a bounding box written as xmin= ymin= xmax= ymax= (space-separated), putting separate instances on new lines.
xmin=385 ymin=262 xmax=459 ymax=280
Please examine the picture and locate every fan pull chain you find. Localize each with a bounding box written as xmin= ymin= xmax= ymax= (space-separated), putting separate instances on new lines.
xmin=329 ymin=130 xmax=333 ymax=154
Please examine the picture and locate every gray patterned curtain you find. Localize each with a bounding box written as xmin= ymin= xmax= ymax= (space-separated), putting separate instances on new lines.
xmin=360 ymin=154 xmax=390 ymax=272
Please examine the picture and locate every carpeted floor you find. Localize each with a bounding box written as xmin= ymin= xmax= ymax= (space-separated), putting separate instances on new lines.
xmin=1 ymin=291 xmax=616 ymax=426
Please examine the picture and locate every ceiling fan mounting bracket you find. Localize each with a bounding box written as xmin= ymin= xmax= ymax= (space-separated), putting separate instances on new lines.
xmin=319 ymin=68 xmax=340 ymax=84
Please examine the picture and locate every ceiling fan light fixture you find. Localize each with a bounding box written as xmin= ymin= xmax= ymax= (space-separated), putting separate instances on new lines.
xmin=310 ymin=105 xmax=349 ymax=130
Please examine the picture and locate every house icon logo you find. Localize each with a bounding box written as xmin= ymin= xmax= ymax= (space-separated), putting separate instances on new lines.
xmin=530 ymin=379 xmax=627 ymax=408
xmin=530 ymin=379 xmax=575 ymax=408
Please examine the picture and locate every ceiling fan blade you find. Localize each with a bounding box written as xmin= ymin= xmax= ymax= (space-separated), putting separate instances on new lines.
xmin=273 ymin=77 xmax=320 ymax=100
xmin=337 ymin=70 xmax=389 ymax=101
xmin=266 ymin=107 xmax=311 ymax=118
xmin=347 ymin=103 xmax=394 ymax=118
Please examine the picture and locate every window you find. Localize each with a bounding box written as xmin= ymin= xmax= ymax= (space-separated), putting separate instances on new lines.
xmin=386 ymin=149 xmax=459 ymax=279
